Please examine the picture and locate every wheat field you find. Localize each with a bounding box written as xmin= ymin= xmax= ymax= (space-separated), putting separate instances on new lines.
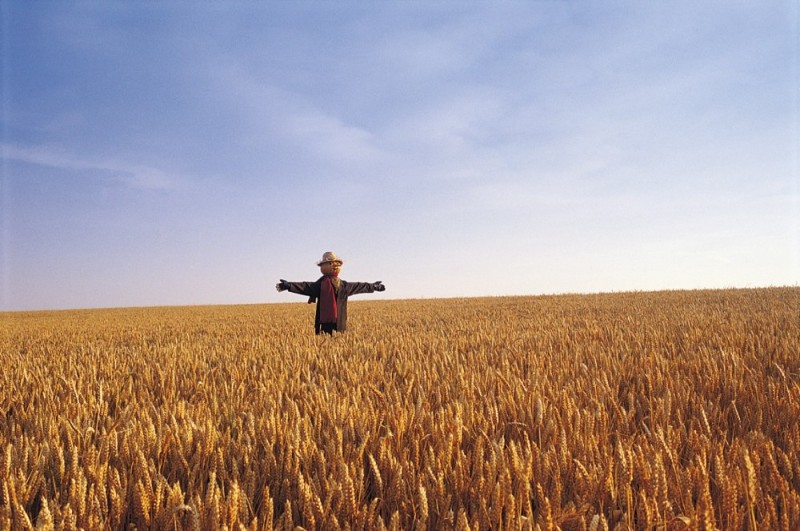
xmin=1 ymin=288 xmax=798 ymax=530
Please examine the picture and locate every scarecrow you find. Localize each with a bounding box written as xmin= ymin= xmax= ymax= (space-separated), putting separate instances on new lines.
xmin=276 ymin=251 xmax=386 ymax=335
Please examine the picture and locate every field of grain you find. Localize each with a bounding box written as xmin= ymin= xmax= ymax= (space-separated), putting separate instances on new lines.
xmin=1 ymin=288 xmax=799 ymax=530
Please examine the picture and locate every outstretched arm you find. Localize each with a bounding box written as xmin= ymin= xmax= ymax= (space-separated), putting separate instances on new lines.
xmin=345 ymin=281 xmax=386 ymax=296
xmin=276 ymin=279 xmax=317 ymax=297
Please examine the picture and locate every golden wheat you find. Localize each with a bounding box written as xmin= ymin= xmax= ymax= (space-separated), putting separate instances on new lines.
xmin=1 ymin=287 xmax=798 ymax=529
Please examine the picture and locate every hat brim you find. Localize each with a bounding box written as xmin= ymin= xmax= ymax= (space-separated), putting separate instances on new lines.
xmin=318 ymin=260 xmax=343 ymax=266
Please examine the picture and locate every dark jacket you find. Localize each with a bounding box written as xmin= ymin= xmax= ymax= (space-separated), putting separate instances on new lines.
xmin=282 ymin=277 xmax=378 ymax=333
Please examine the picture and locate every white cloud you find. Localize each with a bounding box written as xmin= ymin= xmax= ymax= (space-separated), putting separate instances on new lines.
xmin=2 ymin=143 xmax=188 ymax=190
xmin=199 ymin=61 xmax=386 ymax=167
xmin=285 ymin=110 xmax=383 ymax=164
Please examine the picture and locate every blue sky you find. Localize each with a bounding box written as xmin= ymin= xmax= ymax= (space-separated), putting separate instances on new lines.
xmin=1 ymin=1 xmax=798 ymax=311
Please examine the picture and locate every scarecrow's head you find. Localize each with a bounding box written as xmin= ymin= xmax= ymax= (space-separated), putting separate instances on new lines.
xmin=317 ymin=251 xmax=343 ymax=277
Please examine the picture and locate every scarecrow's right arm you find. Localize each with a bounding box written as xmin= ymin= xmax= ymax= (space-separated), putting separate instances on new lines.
xmin=275 ymin=280 xmax=317 ymax=297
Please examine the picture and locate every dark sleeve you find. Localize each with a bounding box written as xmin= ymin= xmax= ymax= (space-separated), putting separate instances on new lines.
xmin=344 ymin=281 xmax=376 ymax=296
xmin=282 ymin=281 xmax=318 ymax=297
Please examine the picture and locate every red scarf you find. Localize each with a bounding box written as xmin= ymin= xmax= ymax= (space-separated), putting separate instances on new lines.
xmin=319 ymin=276 xmax=339 ymax=324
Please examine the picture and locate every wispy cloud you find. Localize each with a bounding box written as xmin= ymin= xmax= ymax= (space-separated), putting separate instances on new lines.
xmin=185 ymin=58 xmax=389 ymax=174
xmin=2 ymin=143 xmax=187 ymax=190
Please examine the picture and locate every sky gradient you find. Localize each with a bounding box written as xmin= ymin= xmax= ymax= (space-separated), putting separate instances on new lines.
xmin=2 ymin=1 xmax=798 ymax=311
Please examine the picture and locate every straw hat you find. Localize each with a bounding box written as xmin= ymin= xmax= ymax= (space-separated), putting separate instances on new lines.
xmin=317 ymin=251 xmax=344 ymax=266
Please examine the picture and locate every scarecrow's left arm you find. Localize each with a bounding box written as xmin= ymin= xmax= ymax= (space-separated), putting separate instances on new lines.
xmin=345 ymin=281 xmax=386 ymax=296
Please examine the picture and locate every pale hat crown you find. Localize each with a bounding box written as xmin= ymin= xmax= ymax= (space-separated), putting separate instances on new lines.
xmin=317 ymin=251 xmax=344 ymax=266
